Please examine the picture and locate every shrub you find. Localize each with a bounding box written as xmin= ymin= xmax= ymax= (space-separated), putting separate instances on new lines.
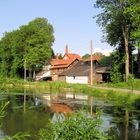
xmin=38 ymin=109 xmax=112 ymax=140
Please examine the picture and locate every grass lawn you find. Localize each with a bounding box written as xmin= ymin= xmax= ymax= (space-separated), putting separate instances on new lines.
xmin=99 ymin=79 xmax=140 ymax=90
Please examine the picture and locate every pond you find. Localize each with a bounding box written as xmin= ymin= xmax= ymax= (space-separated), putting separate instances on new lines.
xmin=0 ymin=89 xmax=140 ymax=140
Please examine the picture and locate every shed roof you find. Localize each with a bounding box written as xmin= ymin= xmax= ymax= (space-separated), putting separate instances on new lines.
xmin=59 ymin=61 xmax=90 ymax=76
xmin=59 ymin=61 xmax=111 ymax=77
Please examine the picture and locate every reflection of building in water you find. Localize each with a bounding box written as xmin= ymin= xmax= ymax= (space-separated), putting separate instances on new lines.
xmin=38 ymin=93 xmax=89 ymax=113
xmin=51 ymin=103 xmax=72 ymax=113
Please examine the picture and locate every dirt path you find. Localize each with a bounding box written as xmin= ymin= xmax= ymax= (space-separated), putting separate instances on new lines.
xmin=92 ymin=86 xmax=140 ymax=95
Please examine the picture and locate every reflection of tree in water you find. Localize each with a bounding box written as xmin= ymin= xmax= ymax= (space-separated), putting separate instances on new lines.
xmin=134 ymin=99 xmax=140 ymax=132
xmin=105 ymin=99 xmax=140 ymax=140
xmin=1 ymin=91 xmax=140 ymax=140
xmin=0 ymin=94 xmax=53 ymax=140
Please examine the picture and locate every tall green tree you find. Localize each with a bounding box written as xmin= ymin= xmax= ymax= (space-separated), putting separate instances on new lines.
xmin=94 ymin=0 xmax=133 ymax=82
xmin=0 ymin=17 xmax=54 ymax=78
xmin=20 ymin=18 xmax=54 ymax=78
xmin=0 ymin=31 xmax=16 ymax=77
xmin=125 ymin=0 xmax=140 ymax=77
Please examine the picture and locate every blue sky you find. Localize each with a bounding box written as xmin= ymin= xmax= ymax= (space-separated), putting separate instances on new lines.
xmin=0 ymin=0 xmax=113 ymax=56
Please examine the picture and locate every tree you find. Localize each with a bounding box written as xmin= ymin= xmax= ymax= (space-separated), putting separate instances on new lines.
xmin=82 ymin=52 xmax=104 ymax=60
xmin=94 ymin=52 xmax=104 ymax=57
xmin=0 ymin=17 xmax=55 ymax=78
xmin=99 ymin=55 xmax=113 ymax=65
xmin=58 ymin=53 xmax=63 ymax=59
xmin=82 ymin=53 xmax=90 ymax=60
xmin=19 ymin=18 xmax=54 ymax=79
xmin=0 ymin=31 xmax=17 ymax=77
xmin=125 ymin=0 xmax=140 ymax=77
xmin=94 ymin=0 xmax=133 ymax=82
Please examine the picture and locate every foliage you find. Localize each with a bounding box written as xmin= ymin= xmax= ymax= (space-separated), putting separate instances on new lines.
xmin=94 ymin=0 xmax=135 ymax=81
xmin=0 ymin=17 xmax=54 ymax=78
xmin=82 ymin=53 xmax=90 ymax=59
xmin=38 ymin=109 xmax=112 ymax=140
xmin=101 ymin=78 xmax=140 ymax=90
xmin=127 ymin=74 xmax=134 ymax=91
xmin=94 ymin=52 xmax=104 ymax=57
xmin=58 ymin=53 xmax=63 ymax=59
xmin=99 ymin=55 xmax=113 ymax=65
xmin=0 ymin=101 xmax=9 ymax=120
xmin=125 ymin=0 xmax=140 ymax=76
xmin=125 ymin=0 xmax=140 ymax=47
xmin=82 ymin=52 xmax=104 ymax=60
xmin=110 ymin=51 xmax=124 ymax=83
xmin=0 ymin=100 xmax=30 ymax=140
xmin=2 ymin=132 xmax=30 ymax=140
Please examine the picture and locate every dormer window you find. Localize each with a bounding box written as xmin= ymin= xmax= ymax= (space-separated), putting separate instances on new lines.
xmin=64 ymin=56 xmax=68 ymax=60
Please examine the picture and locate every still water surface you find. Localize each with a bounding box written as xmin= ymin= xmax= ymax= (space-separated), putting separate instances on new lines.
xmin=0 ymin=89 xmax=140 ymax=140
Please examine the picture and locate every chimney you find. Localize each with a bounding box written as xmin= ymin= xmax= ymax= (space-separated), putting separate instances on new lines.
xmin=65 ymin=45 xmax=68 ymax=54
xmin=56 ymin=53 xmax=59 ymax=60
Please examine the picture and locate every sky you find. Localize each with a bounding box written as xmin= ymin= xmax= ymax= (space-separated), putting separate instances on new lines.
xmin=0 ymin=0 xmax=113 ymax=56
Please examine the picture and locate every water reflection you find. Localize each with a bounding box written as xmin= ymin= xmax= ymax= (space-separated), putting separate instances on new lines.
xmin=0 ymin=90 xmax=140 ymax=140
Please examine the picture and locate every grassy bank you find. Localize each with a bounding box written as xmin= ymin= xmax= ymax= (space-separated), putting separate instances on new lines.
xmin=0 ymin=77 xmax=140 ymax=94
xmin=0 ymin=78 xmax=140 ymax=107
xmin=99 ymin=79 xmax=140 ymax=90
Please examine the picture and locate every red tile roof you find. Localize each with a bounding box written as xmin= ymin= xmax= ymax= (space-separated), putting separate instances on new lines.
xmin=50 ymin=46 xmax=81 ymax=69
xmin=50 ymin=58 xmax=78 ymax=69
xmin=64 ymin=53 xmax=81 ymax=60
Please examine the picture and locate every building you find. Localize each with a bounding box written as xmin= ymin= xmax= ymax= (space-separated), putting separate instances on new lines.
xmin=50 ymin=45 xmax=81 ymax=81
xmin=36 ymin=45 xmax=110 ymax=83
xmin=58 ymin=60 xmax=111 ymax=84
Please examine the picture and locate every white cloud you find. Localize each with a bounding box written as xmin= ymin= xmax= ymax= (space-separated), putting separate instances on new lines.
xmin=93 ymin=47 xmax=113 ymax=56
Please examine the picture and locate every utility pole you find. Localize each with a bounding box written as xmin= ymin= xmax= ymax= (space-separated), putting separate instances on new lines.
xmin=90 ymin=40 xmax=93 ymax=86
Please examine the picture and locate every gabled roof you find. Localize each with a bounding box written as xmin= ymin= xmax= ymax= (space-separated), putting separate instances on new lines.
xmin=50 ymin=58 xmax=79 ymax=69
xmin=59 ymin=61 xmax=111 ymax=76
xmin=59 ymin=61 xmax=91 ymax=76
xmin=63 ymin=53 xmax=81 ymax=60
xmin=50 ymin=46 xmax=81 ymax=69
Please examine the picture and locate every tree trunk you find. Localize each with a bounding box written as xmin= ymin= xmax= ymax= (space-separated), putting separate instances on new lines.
xmin=124 ymin=110 xmax=129 ymax=140
xmin=29 ymin=69 xmax=32 ymax=78
xmin=122 ymin=25 xmax=129 ymax=82
xmin=33 ymin=70 xmax=36 ymax=80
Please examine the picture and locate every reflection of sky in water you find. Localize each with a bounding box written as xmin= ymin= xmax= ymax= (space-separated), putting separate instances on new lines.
xmin=132 ymin=120 xmax=139 ymax=130
xmin=0 ymin=130 xmax=5 ymax=139
xmin=0 ymin=92 xmax=140 ymax=140
xmin=101 ymin=114 xmax=113 ymax=129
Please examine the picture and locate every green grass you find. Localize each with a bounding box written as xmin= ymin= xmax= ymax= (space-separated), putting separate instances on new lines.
xmin=0 ymin=77 xmax=140 ymax=105
xmin=99 ymin=79 xmax=140 ymax=90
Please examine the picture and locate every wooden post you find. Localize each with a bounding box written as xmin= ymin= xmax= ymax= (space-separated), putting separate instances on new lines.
xmin=90 ymin=40 xmax=93 ymax=86
xmin=23 ymin=89 xmax=26 ymax=113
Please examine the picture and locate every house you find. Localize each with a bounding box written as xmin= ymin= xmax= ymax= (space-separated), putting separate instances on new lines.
xmin=58 ymin=60 xmax=111 ymax=84
xmin=35 ymin=45 xmax=81 ymax=81
xmin=35 ymin=65 xmax=52 ymax=81
xmin=36 ymin=45 xmax=110 ymax=83
xmin=50 ymin=45 xmax=81 ymax=81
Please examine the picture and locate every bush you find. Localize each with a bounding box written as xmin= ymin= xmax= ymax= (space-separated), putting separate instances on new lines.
xmin=38 ymin=109 xmax=112 ymax=140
